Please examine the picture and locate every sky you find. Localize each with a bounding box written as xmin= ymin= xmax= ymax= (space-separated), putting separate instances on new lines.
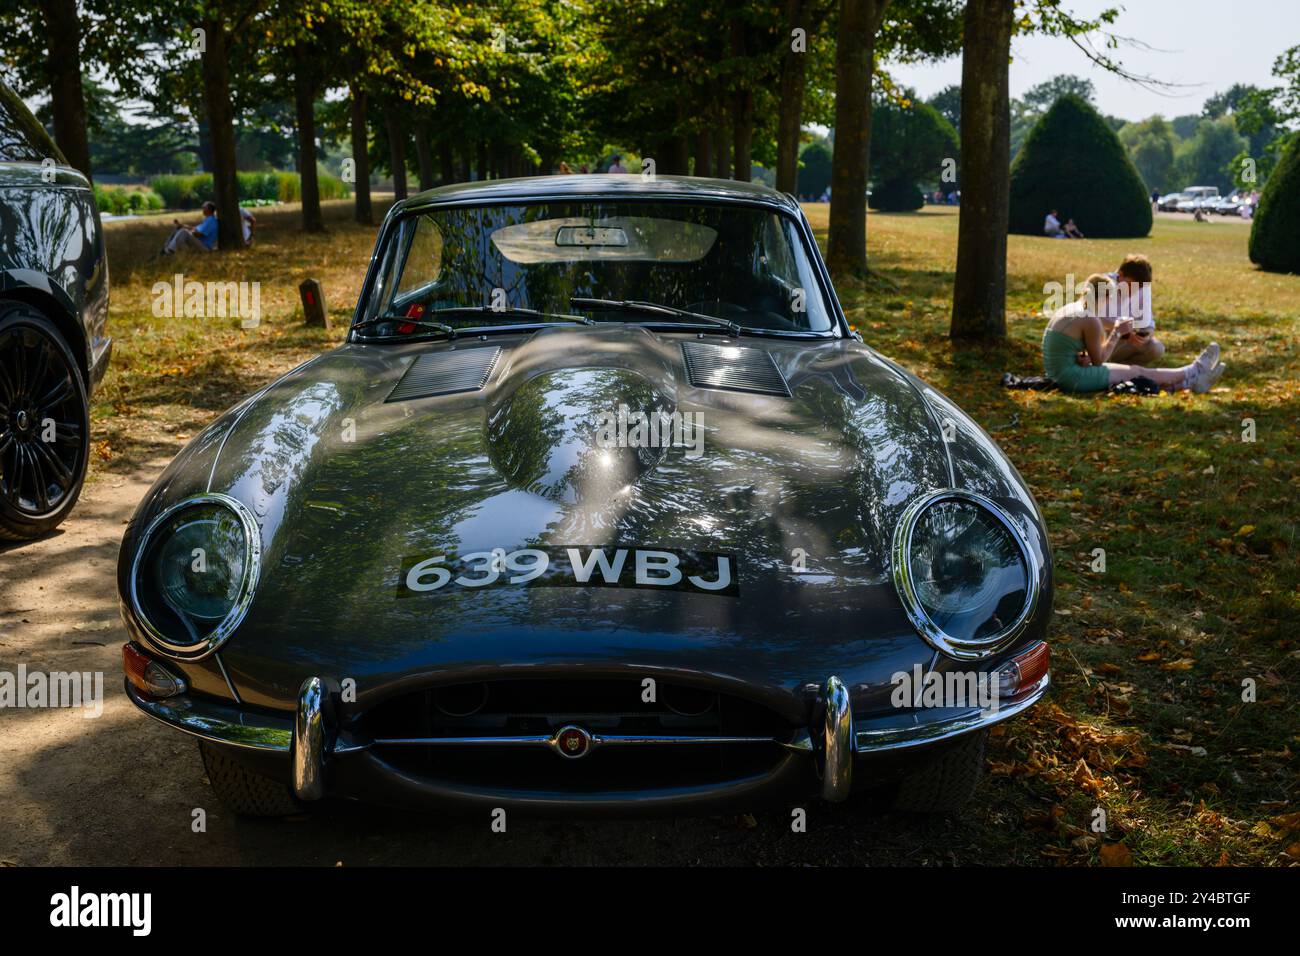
xmin=886 ymin=0 xmax=1299 ymax=122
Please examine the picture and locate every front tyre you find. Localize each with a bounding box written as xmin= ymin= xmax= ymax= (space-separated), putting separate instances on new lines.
xmin=199 ymin=741 xmax=304 ymax=818
xmin=0 ymin=304 xmax=90 ymax=540
xmin=892 ymin=729 xmax=988 ymax=814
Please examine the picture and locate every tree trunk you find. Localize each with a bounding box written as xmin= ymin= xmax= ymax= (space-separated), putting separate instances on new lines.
xmin=711 ymin=93 xmax=730 ymax=180
xmin=659 ymin=135 xmax=689 ymax=176
xmin=775 ymin=0 xmax=807 ymax=194
xmin=200 ymin=18 xmax=242 ymax=251
xmin=694 ymin=126 xmax=712 ymax=178
xmin=385 ymin=108 xmax=407 ymax=200
xmin=197 ymin=119 xmax=214 ymax=172
xmin=349 ymin=84 xmax=372 ymax=224
xmin=476 ymin=140 xmax=488 ymax=180
xmin=731 ymin=99 xmax=753 ymax=182
xmin=731 ymin=90 xmax=754 ymax=181
xmin=729 ymin=21 xmax=753 ymax=181
xmin=40 ymin=0 xmax=91 ymax=178
xmin=950 ymin=0 xmax=1013 ymax=341
xmin=414 ymin=122 xmax=435 ymax=190
xmin=458 ymin=144 xmax=471 ymax=183
xmin=826 ymin=0 xmax=890 ymax=278
xmin=293 ymin=45 xmax=323 ymax=232
xmin=439 ymin=139 xmax=454 ymax=185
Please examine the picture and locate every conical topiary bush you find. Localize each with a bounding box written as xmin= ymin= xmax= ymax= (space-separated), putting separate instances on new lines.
xmin=1249 ymin=133 xmax=1300 ymax=273
xmin=1009 ymin=93 xmax=1153 ymax=239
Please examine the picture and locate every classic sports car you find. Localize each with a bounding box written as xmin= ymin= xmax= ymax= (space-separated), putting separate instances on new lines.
xmin=119 ymin=175 xmax=1051 ymax=817
xmin=1 ymin=81 xmax=110 ymax=539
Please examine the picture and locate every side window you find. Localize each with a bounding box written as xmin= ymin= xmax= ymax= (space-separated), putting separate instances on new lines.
xmin=394 ymin=215 xmax=445 ymax=301
xmin=0 ymin=85 xmax=61 ymax=164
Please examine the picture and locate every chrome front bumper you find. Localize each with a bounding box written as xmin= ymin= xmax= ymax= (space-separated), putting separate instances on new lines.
xmin=126 ymin=666 xmax=1050 ymax=805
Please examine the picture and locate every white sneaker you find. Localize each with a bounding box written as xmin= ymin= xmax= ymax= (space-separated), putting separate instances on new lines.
xmin=1191 ymin=362 xmax=1225 ymax=393
xmin=1193 ymin=342 xmax=1220 ymax=376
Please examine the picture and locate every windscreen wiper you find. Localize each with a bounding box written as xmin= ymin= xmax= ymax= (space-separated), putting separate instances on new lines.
xmin=352 ymin=306 xmax=593 ymax=340
xmin=428 ymin=306 xmax=593 ymax=325
xmin=351 ymin=317 xmax=458 ymax=339
xmin=569 ymin=297 xmax=741 ymax=336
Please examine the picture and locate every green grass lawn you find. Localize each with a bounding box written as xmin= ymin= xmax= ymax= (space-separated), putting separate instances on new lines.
xmin=96 ymin=200 xmax=1298 ymax=864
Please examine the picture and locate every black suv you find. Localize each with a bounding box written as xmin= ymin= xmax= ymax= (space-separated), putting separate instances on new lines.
xmin=0 ymin=81 xmax=109 ymax=539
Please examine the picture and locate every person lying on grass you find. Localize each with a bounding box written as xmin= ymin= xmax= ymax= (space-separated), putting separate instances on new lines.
xmin=1042 ymin=273 xmax=1224 ymax=394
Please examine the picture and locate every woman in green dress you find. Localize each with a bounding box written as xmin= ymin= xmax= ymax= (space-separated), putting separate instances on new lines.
xmin=1043 ymin=274 xmax=1223 ymax=393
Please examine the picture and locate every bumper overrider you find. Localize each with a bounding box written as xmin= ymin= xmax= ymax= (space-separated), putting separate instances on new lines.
xmin=123 ymin=646 xmax=1050 ymax=811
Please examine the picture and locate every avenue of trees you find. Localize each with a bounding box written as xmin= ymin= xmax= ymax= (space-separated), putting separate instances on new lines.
xmin=4 ymin=1 xmax=1299 ymax=339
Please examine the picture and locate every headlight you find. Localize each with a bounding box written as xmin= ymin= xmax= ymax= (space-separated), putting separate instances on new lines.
xmin=129 ymin=494 xmax=260 ymax=659
xmin=892 ymin=490 xmax=1040 ymax=659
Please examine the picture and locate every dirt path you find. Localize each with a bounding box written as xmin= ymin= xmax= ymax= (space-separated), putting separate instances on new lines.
xmin=0 ymin=464 xmax=1011 ymax=867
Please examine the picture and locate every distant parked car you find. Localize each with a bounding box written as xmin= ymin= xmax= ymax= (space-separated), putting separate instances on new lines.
xmin=1176 ymin=186 xmax=1220 ymax=213
xmin=1213 ymin=192 xmax=1245 ymax=216
xmin=1157 ymin=192 xmax=1187 ymax=212
xmin=0 ymin=81 xmax=109 ymax=540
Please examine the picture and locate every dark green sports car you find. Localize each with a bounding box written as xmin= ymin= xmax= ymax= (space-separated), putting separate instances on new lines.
xmin=119 ymin=175 xmax=1051 ymax=817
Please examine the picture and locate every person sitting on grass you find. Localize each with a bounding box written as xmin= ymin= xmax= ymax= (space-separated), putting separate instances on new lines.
xmin=1063 ymin=217 xmax=1085 ymax=238
xmin=240 ymin=205 xmax=256 ymax=246
xmin=163 ymin=201 xmax=218 ymax=254
xmin=1042 ymin=273 xmax=1224 ymax=394
xmin=1043 ymin=208 xmax=1066 ymax=238
xmin=1097 ymin=253 xmax=1162 ymax=364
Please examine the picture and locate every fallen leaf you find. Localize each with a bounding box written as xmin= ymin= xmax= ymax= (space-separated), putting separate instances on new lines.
xmin=1268 ymin=811 xmax=1300 ymax=831
xmin=1099 ymin=842 xmax=1133 ymax=867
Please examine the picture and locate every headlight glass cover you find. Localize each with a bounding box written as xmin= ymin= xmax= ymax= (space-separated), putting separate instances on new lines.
xmin=130 ymin=494 xmax=260 ymax=659
xmin=893 ymin=491 xmax=1038 ymax=659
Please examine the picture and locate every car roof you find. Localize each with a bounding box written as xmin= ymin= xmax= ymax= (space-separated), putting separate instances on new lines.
xmin=396 ymin=174 xmax=802 ymax=215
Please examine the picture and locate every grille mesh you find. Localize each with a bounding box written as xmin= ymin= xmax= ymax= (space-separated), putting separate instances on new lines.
xmin=386 ymin=347 xmax=501 ymax=402
xmin=680 ymin=341 xmax=790 ymax=396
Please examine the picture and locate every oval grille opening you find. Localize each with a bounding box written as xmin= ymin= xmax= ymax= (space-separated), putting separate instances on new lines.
xmin=360 ymin=678 xmax=799 ymax=793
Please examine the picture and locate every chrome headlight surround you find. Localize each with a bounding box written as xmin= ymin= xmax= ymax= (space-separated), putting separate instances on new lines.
xmin=891 ymin=489 xmax=1041 ymax=660
xmin=128 ymin=493 xmax=261 ymax=661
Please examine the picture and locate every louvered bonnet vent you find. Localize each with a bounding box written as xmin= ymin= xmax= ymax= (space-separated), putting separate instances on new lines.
xmin=680 ymin=341 xmax=790 ymax=396
xmin=386 ymin=347 xmax=501 ymax=402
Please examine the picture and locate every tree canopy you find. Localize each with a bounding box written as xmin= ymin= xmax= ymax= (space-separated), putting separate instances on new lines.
xmin=1248 ymin=132 xmax=1300 ymax=273
xmin=869 ymin=92 xmax=958 ymax=209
